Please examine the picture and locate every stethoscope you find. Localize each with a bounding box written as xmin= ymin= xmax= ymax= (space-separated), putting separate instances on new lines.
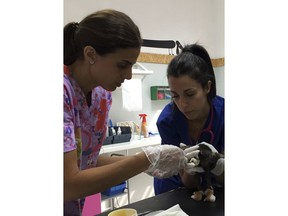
xmin=193 ymin=107 xmax=215 ymax=144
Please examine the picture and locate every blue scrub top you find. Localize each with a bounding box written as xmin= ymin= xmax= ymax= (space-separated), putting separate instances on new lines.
xmin=154 ymin=95 xmax=224 ymax=195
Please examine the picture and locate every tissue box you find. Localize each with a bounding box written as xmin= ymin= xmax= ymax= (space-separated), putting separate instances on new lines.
xmin=101 ymin=182 xmax=126 ymax=196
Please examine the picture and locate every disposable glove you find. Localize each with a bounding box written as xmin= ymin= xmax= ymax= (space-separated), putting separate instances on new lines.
xmin=143 ymin=144 xmax=187 ymax=178
xmin=184 ymin=142 xmax=224 ymax=176
xmin=180 ymin=143 xmax=205 ymax=174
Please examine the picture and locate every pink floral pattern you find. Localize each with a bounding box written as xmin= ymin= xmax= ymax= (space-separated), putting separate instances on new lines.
xmin=63 ymin=68 xmax=112 ymax=215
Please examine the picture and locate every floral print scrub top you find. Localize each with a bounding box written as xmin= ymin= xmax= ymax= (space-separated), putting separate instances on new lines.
xmin=63 ymin=67 xmax=112 ymax=215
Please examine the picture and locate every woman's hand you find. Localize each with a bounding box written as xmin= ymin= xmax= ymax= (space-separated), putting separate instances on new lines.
xmin=183 ymin=142 xmax=224 ymax=176
xmin=180 ymin=143 xmax=205 ymax=175
xmin=142 ymin=144 xmax=187 ymax=178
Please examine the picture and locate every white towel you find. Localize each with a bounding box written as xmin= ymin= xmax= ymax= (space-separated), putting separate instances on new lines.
xmin=122 ymin=78 xmax=142 ymax=111
xmin=154 ymin=204 xmax=188 ymax=216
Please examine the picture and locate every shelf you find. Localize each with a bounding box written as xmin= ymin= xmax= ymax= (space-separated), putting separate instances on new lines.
xmin=100 ymin=135 xmax=161 ymax=154
xmin=137 ymin=52 xmax=225 ymax=67
xmin=132 ymin=62 xmax=154 ymax=80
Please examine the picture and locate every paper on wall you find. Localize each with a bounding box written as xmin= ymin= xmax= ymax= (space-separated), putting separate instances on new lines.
xmin=121 ymin=78 xmax=142 ymax=111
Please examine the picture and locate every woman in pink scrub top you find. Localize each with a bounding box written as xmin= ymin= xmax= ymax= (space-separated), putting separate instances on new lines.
xmin=64 ymin=9 xmax=188 ymax=215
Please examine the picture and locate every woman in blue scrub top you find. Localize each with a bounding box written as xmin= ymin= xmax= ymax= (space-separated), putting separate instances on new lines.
xmin=154 ymin=43 xmax=224 ymax=195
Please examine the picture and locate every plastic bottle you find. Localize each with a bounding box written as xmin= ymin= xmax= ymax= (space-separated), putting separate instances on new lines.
xmin=117 ymin=127 xmax=122 ymax=135
xmin=111 ymin=127 xmax=116 ymax=136
xmin=139 ymin=114 xmax=148 ymax=138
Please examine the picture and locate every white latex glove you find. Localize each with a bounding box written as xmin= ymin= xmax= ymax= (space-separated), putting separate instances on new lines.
xmin=143 ymin=145 xmax=187 ymax=178
xmin=184 ymin=142 xmax=224 ymax=176
xmin=180 ymin=143 xmax=205 ymax=174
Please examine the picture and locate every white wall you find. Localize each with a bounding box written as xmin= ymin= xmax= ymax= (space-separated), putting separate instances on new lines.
xmin=64 ymin=0 xmax=224 ymax=58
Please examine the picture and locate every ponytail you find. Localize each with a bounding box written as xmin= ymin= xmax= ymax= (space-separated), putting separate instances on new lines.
xmin=64 ymin=22 xmax=80 ymax=65
xmin=167 ymin=43 xmax=216 ymax=100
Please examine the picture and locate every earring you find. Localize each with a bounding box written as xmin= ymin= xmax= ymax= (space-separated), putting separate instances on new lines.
xmin=90 ymin=60 xmax=94 ymax=65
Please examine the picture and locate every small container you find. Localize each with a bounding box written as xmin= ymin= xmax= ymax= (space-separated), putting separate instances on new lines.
xmin=117 ymin=127 xmax=122 ymax=135
xmin=106 ymin=126 xmax=109 ymax=137
xmin=108 ymin=208 xmax=137 ymax=216
xmin=111 ymin=127 xmax=116 ymax=136
xmin=144 ymin=126 xmax=149 ymax=138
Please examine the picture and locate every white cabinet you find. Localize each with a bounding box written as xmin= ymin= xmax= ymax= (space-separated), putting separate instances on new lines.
xmin=100 ymin=136 xmax=160 ymax=212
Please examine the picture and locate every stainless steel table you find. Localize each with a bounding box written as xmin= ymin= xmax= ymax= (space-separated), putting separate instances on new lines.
xmin=98 ymin=186 xmax=224 ymax=216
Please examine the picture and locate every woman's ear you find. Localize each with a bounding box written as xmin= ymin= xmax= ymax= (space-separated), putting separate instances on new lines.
xmin=205 ymin=80 xmax=212 ymax=94
xmin=83 ymin=46 xmax=96 ymax=65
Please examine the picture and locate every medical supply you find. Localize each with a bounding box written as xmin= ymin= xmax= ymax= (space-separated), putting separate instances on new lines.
xmin=106 ymin=126 xmax=109 ymax=137
xmin=139 ymin=114 xmax=148 ymax=138
xmin=116 ymin=121 xmax=134 ymax=133
xmin=111 ymin=127 xmax=116 ymax=136
xmin=103 ymin=126 xmax=132 ymax=145
xmin=133 ymin=122 xmax=140 ymax=135
xmin=117 ymin=126 xmax=122 ymax=135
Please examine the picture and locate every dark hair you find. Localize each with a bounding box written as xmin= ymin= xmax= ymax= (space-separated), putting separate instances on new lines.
xmin=64 ymin=9 xmax=142 ymax=65
xmin=167 ymin=44 xmax=216 ymax=101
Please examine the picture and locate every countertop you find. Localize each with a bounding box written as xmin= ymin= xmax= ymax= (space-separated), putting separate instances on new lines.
xmin=100 ymin=135 xmax=161 ymax=154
